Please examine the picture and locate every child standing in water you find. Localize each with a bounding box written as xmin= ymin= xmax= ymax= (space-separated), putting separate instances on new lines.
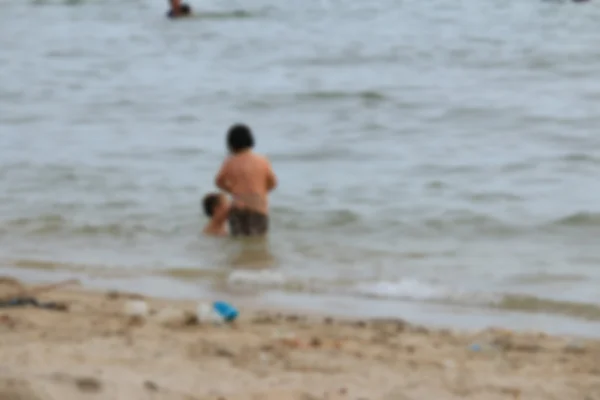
xmin=214 ymin=124 xmax=277 ymax=237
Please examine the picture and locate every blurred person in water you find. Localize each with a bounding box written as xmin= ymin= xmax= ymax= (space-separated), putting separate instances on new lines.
xmin=202 ymin=192 xmax=230 ymax=236
xmin=213 ymin=124 xmax=277 ymax=237
xmin=167 ymin=0 xmax=191 ymax=18
xmin=201 ymin=191 xmax=276 ymax=269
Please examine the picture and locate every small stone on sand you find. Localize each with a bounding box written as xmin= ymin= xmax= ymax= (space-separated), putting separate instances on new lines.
xmin=74 ymin=376 xmax=102 ymax=393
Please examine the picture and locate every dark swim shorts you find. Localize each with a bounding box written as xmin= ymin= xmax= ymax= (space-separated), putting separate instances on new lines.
xmin=228 ymin=207 xmax=269 ymax=237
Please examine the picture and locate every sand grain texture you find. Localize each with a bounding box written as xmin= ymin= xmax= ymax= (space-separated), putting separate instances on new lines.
xmin=1 ymin=278 xmax=600 ymax=400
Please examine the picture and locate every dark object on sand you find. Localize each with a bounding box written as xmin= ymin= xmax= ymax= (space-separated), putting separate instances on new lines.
xmin=0 ymin=296 xmax=67 ymax=311
xmin=0 ymin=278 xmax=77 ymax=311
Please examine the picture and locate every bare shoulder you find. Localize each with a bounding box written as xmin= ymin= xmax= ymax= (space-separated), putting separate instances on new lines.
xmin=219 ymin=155 xmax=235 ymax=169
xmin=255 ymin=153 xmax=273 ymax=167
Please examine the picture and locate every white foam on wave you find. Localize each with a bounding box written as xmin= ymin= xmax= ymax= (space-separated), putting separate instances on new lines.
xmin=352 ymin=278 xmax=448 ymax=301
xmin=350 ymin=278 xmax=504 ymax=308
xmin=227 ymin=269 xmax=287 ymax=288
xmin=225 ymin=271 xmax=497 ymax=308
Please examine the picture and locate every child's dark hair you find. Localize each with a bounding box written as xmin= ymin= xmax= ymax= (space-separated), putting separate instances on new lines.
xmin=227 ymin=124 xmax=255 ymax=153
xmin=202 ymin=193 xmax=221 ymax=217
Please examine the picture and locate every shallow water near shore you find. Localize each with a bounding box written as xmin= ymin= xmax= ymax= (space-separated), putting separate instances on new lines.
xmin=2 ymin=0 xmax=600 ymax=336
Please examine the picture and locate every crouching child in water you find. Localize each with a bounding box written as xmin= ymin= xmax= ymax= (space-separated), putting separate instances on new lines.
xmin=167 ymin=0 xmax=192 ymax=18
xmin=202 ymin=192 xmax=230 ymax=236
xmin=214 ymin=124 xmax=277 ymax=237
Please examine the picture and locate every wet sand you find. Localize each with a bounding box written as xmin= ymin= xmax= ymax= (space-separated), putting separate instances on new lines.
xmin=1 ymin=277 xmax=599 ymax=400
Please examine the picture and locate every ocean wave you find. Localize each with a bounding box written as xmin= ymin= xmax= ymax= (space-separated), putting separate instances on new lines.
xmin=7 ymin=254 xmax=600 ymax=322
xmin=421 ymin=211 xmax=600 ymax=233
xmin=466 ymin=192 xmax=523 ymax=203
xmin=31 ymin=0 xmax=120 ymax=5
xmin=222 ymin=272 xmax=469 ymax=305
xmin=421 ymin=212 xmax=517 ymax=235
xmin=239 ymin=89 xmax=389 ymax=111
xmin=273 ymin=207 xmax=362 ymax=231
xmin=272 ymin=207 xmax=600 ymax=236
xmin=506 ymin=272 xmax=587 ymax=285
xmin=273 ymin=207 xmax=513 ymax=234
xmin=159 ymin=268 xmax=227 ymax=280
xmin=268 ymin=147 xmax=369 ymax=163
xmin=344 ymin=278 xmax=500 ymax=306
xmin=294 ymin=90 xmax=387 ymax=103
xmin=6 ymin=258 xmax=140 ymax=278
xmin=561 ymin=153 xmax=600 ymax=165
xmin=4 ymin=207 xmax=600 ymax=242
xmin=237 ymin=89 xmax=389 ymax=111
xmin=551 ymin=212 xmax=600 ymax=227
xmin=12 ymin=259 xmax=88 ymax=272
xmin=495 ymin=295 xmax=600 ymax=321
xmin=351 ymin=278 xmax=449 ymax=301
xmin=347 ymin=279 xmax=600 ymax=321
xmin=193 ymin=10 xmax=261 ymax=20
xmin=358 ymin=280 xmax=600 ymax=321
xmin=222 ymin=272 xmax=600 ymax=322
xmin=0 ymin=215 xmax=171 ymax=238
xmin=286 ymin=53 xmax=400 ymax=67
xmin=227 ymin=270 xmax=288 ymax=288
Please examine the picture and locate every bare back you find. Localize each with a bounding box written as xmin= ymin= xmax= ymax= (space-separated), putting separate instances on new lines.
xmin=215 ymin=151 xmax=276 ymax=215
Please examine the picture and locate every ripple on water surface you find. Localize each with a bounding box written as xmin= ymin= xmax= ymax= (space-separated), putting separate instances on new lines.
xmin=1 ymin=0 xmax=600 ymax=335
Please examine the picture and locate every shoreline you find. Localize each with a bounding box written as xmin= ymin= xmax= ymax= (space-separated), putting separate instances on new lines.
xmin=5 ymin=265 xmax=600 ymax=339
xmin=1 ymin=276 xmax=600 ymax=399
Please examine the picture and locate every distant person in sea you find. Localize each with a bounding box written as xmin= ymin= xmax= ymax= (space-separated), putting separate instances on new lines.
xmin=202 ymin=192 xmax=230 ymax=236
xmin=214 ymin=124 xmax=277 ymax=237
xmin=167 ymin=0 xmax=191 ymax=18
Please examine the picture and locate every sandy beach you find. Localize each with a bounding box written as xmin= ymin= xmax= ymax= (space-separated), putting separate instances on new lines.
xmin=1 ymin=277 xmax=599 ymax=400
